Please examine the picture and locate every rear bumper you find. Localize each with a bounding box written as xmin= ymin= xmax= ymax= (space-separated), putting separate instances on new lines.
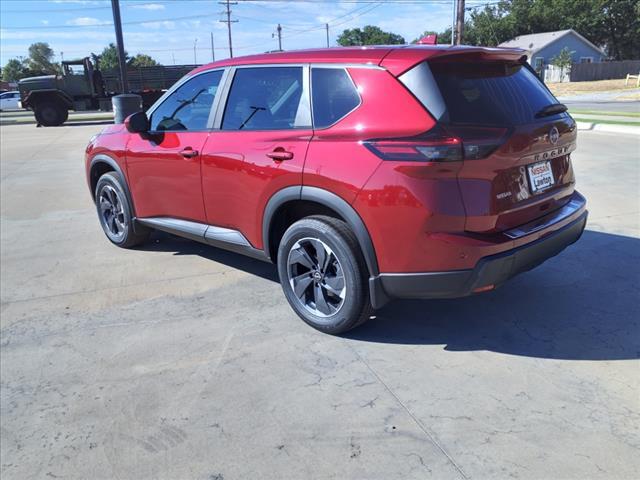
xmin=370 ymin=200 xmax=587 ymax=308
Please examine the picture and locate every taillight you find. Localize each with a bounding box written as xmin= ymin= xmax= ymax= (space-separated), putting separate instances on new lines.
xmin=364 ymin=124 xmax=509 ymax=162
xmin=364 ymin=126 xmax=462 ymax=162
xmin=446 ymin=125 xmax=510 ymax=160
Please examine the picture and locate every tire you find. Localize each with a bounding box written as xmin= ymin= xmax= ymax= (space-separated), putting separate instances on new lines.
xmin=95 ymin=172 xmax=150 ymax=248
xmin=34 ymin=101 xmax=68 ymax=126
xmin=277 ymin=215 xmax=373 ymax=334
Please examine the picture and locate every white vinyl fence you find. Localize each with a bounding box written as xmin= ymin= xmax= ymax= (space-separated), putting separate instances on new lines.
xmin=543 ymin=65 xmax=571 ymax=83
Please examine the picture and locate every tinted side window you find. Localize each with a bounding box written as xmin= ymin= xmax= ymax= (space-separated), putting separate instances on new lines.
xmin=311 ymin=68 xmax=360 ymax=128
xmin=150 ymin=70 xmax=222 ymax=131
xmin=222 ymin=67 xmax=306 ymax=130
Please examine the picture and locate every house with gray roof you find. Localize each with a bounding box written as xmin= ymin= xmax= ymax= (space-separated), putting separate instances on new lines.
xmin=499 ymin=29 xmax=605 ymax=71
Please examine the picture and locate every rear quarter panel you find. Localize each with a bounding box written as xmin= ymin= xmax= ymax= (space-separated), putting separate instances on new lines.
xmin=303 ymin=67 xmax=434 ymax=204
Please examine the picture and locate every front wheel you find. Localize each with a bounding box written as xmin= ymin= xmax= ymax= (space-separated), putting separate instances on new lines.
xmin=34 ymin=101 xmax=68 ymax=126
xmin=95 ymin=172 xmax=150 ymax=248
xmin=277 ymin=215 xmax=373 ymax=334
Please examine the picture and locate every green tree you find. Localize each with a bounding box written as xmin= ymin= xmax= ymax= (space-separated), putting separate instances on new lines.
xmin=551 ymin=47 xmax=575 ymax=71
xmin=129 ymin=54 xmax=159 ymax=68
xmin=337 ymin=25 xmax=405 ymax=46
xmin=2 ymin=58 xmax=28 ymax=82
xmin=464 ymin=0 xmax=639 ymax=60
xmin=26 ymin=42 xmax=58 ymax=74
xmin=97 ymin=43 xmax=129 ymax=71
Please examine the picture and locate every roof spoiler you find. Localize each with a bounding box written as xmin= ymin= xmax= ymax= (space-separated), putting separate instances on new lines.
xmin=380 ymin=46 xmax=528 ymax=76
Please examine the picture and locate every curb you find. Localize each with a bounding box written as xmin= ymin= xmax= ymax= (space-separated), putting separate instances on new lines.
xmin=576 ymin=121 xmax=640 ymax=135
xmin=0 ymin=116 xmax=114 ymax=126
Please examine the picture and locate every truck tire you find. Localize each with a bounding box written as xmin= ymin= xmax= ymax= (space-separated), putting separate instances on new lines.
xmin=34 ymin=101 xmax=68 ymax=127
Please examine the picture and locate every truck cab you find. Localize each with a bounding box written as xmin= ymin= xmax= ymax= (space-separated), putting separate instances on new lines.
xmin=18 ymin=57 xmax=106 ymax=126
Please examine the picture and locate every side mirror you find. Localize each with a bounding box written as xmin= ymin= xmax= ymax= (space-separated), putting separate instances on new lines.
xmin=125 ymin=111 xmax=150 ymax=134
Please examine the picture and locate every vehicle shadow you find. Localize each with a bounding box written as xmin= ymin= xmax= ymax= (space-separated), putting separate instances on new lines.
xmin=349 ymin=229 xmax=640 ymax=361
xmin=141 ymin=231 xmax=279 ymax=282
xmin=141 ymin=229 xmax=639 ymax=361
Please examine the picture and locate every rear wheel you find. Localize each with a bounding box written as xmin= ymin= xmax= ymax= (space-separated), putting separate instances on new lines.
xmin=95 ymin=172 xmax=150 ymax=248
xmin=277 ymin=215 xmax=373 ymax=334
xmin=34 ymin=101 xmax=68 ymax=126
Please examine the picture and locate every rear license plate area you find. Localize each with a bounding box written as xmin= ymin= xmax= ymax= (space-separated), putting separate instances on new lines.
xmin=527 ymin=160 xmax=555 ymax=193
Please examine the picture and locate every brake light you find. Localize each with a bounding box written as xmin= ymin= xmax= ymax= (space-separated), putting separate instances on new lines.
xmin=364 ymin=125 xmax=509 ymax=162
xmin=446 ymin=125 xmax=510 ymax=160
xmin=364 ymin=126 xmax=462 ymax=162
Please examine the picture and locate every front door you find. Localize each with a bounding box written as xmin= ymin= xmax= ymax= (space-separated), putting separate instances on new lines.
xmin=126 ymin=69 xmax=224 ymax=222
xmin=200 ymin=65 xmax=312 ymax=248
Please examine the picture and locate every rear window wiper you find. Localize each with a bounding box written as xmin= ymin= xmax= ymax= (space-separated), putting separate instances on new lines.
xmin=535 ymin=103 xmax=567 ymax=118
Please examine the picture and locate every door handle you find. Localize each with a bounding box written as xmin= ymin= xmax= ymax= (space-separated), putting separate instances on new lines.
xmin=179 ymin=148 xmax=199 ymax=158
xmin=266 ymin=148 xmax=294 ymax=161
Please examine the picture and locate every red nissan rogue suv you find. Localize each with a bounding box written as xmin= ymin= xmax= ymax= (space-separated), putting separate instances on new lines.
xmin=85 ymin=45 xmax=587 ymax=334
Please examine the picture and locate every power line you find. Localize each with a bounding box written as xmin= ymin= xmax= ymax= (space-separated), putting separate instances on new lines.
xmin=0 ymin=1 xmax=176 ymax=13
xmin=2 ymin=13 xmax=221 ymax=30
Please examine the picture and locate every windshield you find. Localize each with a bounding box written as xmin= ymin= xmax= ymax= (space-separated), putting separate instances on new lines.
xmin=428 ymin=61 xmax=560 ymax=126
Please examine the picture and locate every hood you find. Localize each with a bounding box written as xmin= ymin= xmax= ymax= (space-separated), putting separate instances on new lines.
xmin=18 ymin=75 xmax=58 ymax=84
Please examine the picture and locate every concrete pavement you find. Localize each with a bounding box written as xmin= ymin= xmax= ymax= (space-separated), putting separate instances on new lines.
xmin=0 ymin=109 xmax=114 ymax=125
xmin=1 ymin=124 xmax=639 ymax=479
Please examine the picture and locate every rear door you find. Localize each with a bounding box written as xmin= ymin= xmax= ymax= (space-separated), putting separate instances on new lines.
xmin=126 ymin=69 xmax=223 ymax=222
xmin=406 ymin=59 xmax=577 ymax=234
xmin=200 ymin=65 xmax=312 ymax=248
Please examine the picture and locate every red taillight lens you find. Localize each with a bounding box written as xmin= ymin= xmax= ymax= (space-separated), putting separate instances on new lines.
xmin=445 ymin=125 xmax=510 ymax=160
xmin=364 ymin=127 xmax=463 ymax=162
xmin=364 ymin=125 xmax=510 ymax=162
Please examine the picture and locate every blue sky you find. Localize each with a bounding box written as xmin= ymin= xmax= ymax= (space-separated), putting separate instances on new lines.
xmin=0 ymin=0 xmax=487 ymax=66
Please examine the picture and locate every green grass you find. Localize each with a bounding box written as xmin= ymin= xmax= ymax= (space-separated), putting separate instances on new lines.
xmin=572 ymin=117 xmax=640 ymax=126
xmin=569 ymin=110 xmax=640 ymax=118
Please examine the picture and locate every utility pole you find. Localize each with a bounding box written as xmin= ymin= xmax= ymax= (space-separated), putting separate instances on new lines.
xmin=276 ymin=23 xmax=282 ymax=51
xmin=110 ymin=0 xmax=128 ymax=93
xmin=455 ymin=0 xmax=465 ymax=45
xmin=219 ymin=0 xmax=237 ymax=58
xmin=451 ymin=0 xmax=456 ymax=45
xmin=172 ymin=52 xmax=176 ymax=65
xmin=60 ymin=51 xmax=64 ymax=63
xmin=210 ymin=32 xmax=215 ymax=62
xmin=193 ymin=38 xmax=198 ymax=64
xmin=325 ymin=23 xmax=330 ymax=48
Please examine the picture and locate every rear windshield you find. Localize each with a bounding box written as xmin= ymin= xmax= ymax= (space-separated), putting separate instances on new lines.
xmin=411 ymin=61 xmax=559 ymax=126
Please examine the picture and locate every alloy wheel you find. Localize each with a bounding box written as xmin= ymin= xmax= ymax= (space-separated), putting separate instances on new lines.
xmin=286 ymin=237 xmax=346 ymax=317
xmin=98 ymin=184 xmax=126 ymax=241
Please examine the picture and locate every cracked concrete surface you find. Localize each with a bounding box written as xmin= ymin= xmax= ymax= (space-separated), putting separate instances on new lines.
xmin=1 ymin=124 xmax=639 ymax=479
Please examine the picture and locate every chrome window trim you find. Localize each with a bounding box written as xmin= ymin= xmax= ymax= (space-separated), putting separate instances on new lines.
xmin=309 ymin=66 xmax=362 ymax=130
xmin=217 ymin=64 xmax=312 ymax=131
xmin=310 ymin=62 xmax=383 ymax=70
xmin=145 ymin=67 xmax=226 ymax=131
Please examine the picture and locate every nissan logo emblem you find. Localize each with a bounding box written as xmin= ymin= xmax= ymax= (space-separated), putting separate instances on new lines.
xmin=549 ymin=126 xmax=560 ymax=145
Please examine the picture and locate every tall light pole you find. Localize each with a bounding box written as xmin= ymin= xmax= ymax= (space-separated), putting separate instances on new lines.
xmin=194 ymin=38 xmax=198 ymax=64
xmin=325 ymin=23 xmax=330 ymax=48
xmin=210 ymin=32 xmax=215 ymax=62
xmin=111 ymin=0 xmax=128 ymax=93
